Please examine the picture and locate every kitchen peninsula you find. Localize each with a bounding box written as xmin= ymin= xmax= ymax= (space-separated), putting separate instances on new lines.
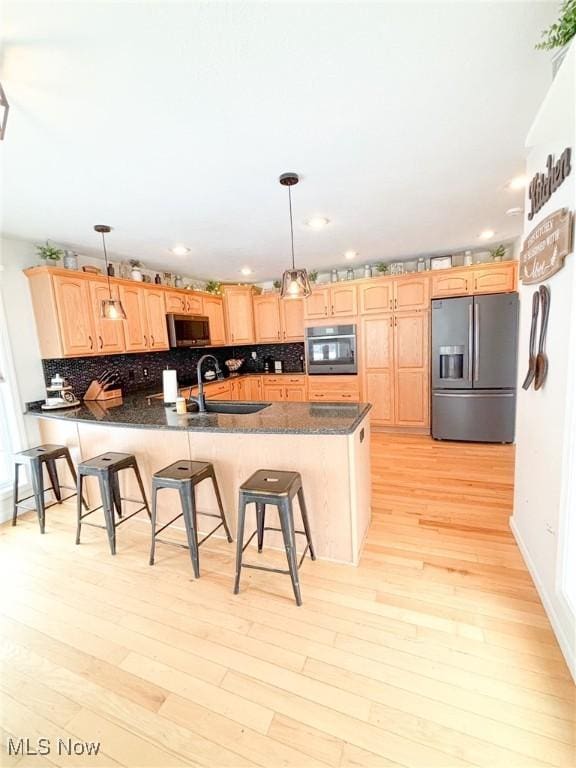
xmin=26 ymin=394 xmax=372 ymax=565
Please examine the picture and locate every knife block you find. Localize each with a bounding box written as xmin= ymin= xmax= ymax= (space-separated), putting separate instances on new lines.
xmin=83 ymin=380 xmax=123 ymax=401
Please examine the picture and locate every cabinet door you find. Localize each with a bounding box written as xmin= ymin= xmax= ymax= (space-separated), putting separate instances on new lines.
xmin=284 ymin=385 xmax=306 ymax=402
xmin=263 ymin=384 xmax=284 ymax=401
xmin=53 ymin=275 xmax=96 ymax=356
xmin=366 ymin=372 xmax=394 ymax=425
xmin=304 ymin=287 xmax=330 ymax=320
xmin=119 ymin=285 xmax=149 ymax=352
xmin=186 ymin=293 xmax=204 ymax=315
xmin=89 ymin=281 xmax=125 ymax=354
xmin=473 ymin=264 xmax=516 ymax=294
xmin=330 ymin=284 xmax=357 ymax=317
xmin=394 ymin=276 xmax=429 ymax=311
xmin=247 ymin=376 xmax=263 ymax=401
xmin=308 ymin=375 xmax=360 ymax=402
xmin=165 ymin=292 xmax=187 ymax=314
xmin=394 ymin=312 xmax=429 ymax=427
xmin=254 ymin=295 xmax=281 ymax=343
xmin=223 ymin=288 xmax=255 ymax=344
xmin=205 ymin=381 xmax=231 ymax=400
xmin=229 ymin=379 xmax=239 ymax=400
xmin=280 ymin=298 xmax=304 ymax=341
xmin=431 ymin=269 xmax=471 ymax=298
xmin=235 ymin=377 xmax=250 ymax=401
xmin=145 ymin=289 xmax=169 ymax=350
xmin=359 ymin=280 xmax=393 ymax=314
xmin=203 ymin=295 xmax=226 ymax=346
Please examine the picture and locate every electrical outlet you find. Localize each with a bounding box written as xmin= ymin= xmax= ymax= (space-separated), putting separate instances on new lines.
xmin=546 ymin=523 xmax=556 ymax=535
xmin=143 ymin=367 xmax=149 ymax=378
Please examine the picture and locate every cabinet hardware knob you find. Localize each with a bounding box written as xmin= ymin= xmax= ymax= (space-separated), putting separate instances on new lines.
xmin=99 ymin=336 xmax=103 ymax=349
xmin=390 ymin=317 xmax=392 ymax=327
xmin=151 ymin=335 xmax=155 ymax=346
xmin=395 ymin=298 xmax=398 ymax=309
xmin=89 ymin=335 xmax=93 ymax=350
xmin=144 ymin=335 xmax=148 ymax=346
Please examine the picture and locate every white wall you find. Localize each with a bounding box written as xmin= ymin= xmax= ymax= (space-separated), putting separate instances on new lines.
xmin=512 ymin=45 xmax=576 ymax=680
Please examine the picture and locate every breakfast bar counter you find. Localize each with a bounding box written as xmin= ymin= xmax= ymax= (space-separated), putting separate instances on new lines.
xmin=26 ymin=397 xmax=372 ymax=564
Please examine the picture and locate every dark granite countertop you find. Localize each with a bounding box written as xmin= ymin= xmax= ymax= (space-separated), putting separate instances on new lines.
xmin=26 ymin=394 xmax=371 ymax=435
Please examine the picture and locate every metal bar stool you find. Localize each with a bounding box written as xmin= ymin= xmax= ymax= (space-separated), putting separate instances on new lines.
xmin=12 ymin=444 xmax=87 ymax=533
xmin=149 ymin=460 xmax=232 ymax=577
xmin=233 ymin=469 xmax=315 ymax=606
xmin=76 ymin=452 xmax=150 ymax=555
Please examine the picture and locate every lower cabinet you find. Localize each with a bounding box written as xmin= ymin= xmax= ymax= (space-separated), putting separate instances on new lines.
xmin=262 ymin=375 xmax=307 ymax=402
xmin=307 ymin=375 xmax=360 ymax=402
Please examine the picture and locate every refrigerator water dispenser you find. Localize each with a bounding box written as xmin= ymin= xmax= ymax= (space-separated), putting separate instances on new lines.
xmin=439 ymin=345 xmax=464 ymax=380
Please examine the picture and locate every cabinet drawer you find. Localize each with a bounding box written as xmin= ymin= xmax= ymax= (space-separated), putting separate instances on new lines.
xmin=308 ymin=390 xmax=359 ymax=402
xmin=263 ymin=375 xmax=288 ymax=385
xmin=308 ymin=375 xmax=360 ymax=401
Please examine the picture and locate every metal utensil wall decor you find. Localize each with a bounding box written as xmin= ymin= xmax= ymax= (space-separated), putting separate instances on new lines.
xmin=520 ymin=208 xmax=573 ymax=284
xmin=522 ymin=286 xmax=551 ymax=391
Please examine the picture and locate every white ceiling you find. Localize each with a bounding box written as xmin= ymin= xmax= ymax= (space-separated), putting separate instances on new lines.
xmin=1 ymin=1 xmax=557 ymax=281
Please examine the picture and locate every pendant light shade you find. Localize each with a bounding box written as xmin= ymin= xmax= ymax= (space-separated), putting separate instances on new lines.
xmin=279 ymin=172 xmax=312 ymax=299
xmin=94 ymin=225 xmax=126 ymax=320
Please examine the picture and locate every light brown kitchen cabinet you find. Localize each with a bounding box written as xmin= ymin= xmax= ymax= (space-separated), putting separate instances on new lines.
xmin=144 ymin=289 xmax=169 ymax=350
xmin=202 ymin=294 xmax=226 ymax=346
xmin=119 ymin=284 xmax=149 ymax=352
xmin=52 ymin=274 xmax=96 ymax=356
xmin=254 ymin=294 xmax=282 ymax=342
xmin=222 ymin=285 xmax=255 ymax=344
xmin=89 ymin=282 xmax=125 ymax=354
xmin=430 ymin=269 xmax=471 ymax=298
xmin=473 ymin=263 xmax=516 ymax=294
xmin=393 ymin=275 xmax=429 ymax=311
xmin=246 ymin=376 xmax=263 ymax=400
xmin=263 ymin=383 xmax=284 ymax=401
xmin=165 ymin=291 xmax=187 ymax=314
xmin=262 ymin=375 xmax=306 ymax=401
xmin=361 ymin=311 xmax=429 ymax=428
xmin=307 ymin=375 xmax=360 ymax=402
xmin=359 ymin=280 xmax=393 ymax=314
xmin=230 ymin=376 xmax=250 ymax=400
xmin=304 ymin=287 xmax=331 ymax=319
xmin=279 ymin=297 xmax=304 ymax=341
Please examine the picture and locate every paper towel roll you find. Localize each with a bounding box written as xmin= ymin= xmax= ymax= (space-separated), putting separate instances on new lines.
xmin=163 ymin=369 xmax=178 ymax=404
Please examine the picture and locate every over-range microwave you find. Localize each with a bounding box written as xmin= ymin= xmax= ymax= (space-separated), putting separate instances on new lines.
xmin=167 ymin=314 xmax=211 ymax=348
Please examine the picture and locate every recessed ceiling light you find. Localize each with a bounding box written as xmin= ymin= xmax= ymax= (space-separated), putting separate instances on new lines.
xmin=170 ymin=245 xmax=190 ymax=256
xmin=240 ymin=266 xmax=253 ymax=276
xmin=479 ymin=229 xmax=495 ymax=240
xmin=506 ymin=206 xmax=524 ymax=217
xmin=508 ymin=175 xmax=528 ymax=190
xmin=344 ymin=250 xmax=358 ymax=260
xmin=305 ymin=217 xmax=330 ymax=230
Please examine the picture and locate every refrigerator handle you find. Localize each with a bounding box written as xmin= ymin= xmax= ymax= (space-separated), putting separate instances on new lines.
xmin=468 ymin=303 xmax=473 ymax=382
xmin=474 ymin=302 xmax=480 ymax=382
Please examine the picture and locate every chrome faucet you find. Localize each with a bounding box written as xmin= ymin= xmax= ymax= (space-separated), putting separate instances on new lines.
xmin=191 ymin=354 xmax=223 ymax=413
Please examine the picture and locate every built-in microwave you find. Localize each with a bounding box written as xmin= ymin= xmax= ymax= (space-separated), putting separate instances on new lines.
xmin=167 ymin=314 xmax=211 ymax=348
xmin=306 ymin=324 xmax=357 ymax=374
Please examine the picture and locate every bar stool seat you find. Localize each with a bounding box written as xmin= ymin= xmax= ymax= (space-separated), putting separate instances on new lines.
xmin=149 ymin=459 xmax=232 ymax=577
xmin=76 ymin=452 xmax=150 ymax=555
xmin=233 ymin=469 xmax=315 ymax=606
xmin=13 ymin=444 xmax=87 ymax=533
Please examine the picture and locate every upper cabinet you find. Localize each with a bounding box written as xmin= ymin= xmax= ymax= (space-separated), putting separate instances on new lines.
xmin=165 ymin=290 xmax=204 ymax=315
xmin=473 ymin=264 xmax=517 ymax=294
xmin=254 ymin=294 xmax=305 ymax=342
xmin=52 ymin=274 xmax=96 ymax=356
xmin=118 ymin=284 xmax=149 ymax=352
xmin=89 ymin=282 xmax=125 ymax=354
xmin=430 ymin=269 xmax=471 ymax=298
xmin=359 ymin=280 xmax=393 ymax=314
xmin=359 ymin=276 xmax=428 ymax=314
xmin=304 ymin=285 xmax=357 ymax=320
xmin=393 ymin=276 xmax=429 ymax=311
xmin=254 ymin=294 xmax=281 ymax=343
xmin=431 ymin=262 xmax=517 ymax=298
xmin=143 ymin=289 xmax=169 ymax=350
xmin=203 ymin=294 xmax=226 ymax=346
xmin=222 ymin=285 xmax=255 ymax=344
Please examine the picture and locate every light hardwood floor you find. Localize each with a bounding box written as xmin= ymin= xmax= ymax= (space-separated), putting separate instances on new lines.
xmin=1 ymin=434 xmax=574 ymax=767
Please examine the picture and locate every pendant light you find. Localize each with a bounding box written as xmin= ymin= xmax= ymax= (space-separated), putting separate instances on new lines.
xmin=279 ymin=172 xmax=312 ymax=299
xmin=94 ymin=225 xmax=127 ymax=320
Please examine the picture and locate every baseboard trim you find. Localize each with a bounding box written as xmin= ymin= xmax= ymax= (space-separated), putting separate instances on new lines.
xmin=372 ymin=426 xmax=430 ymax=435
xmin=510 ymin=516 xmax=576 ymax=683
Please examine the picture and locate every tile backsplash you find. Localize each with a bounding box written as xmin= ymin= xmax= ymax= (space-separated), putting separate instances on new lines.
xmin=42 ymin=342 xmax=306 ymax=396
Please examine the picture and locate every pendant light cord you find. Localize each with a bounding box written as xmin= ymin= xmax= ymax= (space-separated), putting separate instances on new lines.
xmin=288 ymin=184 xmax=295 ymax=270
xmin=102 ymin=231 xmax=113 ymax=299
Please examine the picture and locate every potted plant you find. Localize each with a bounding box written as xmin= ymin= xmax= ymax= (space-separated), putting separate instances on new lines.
xmin=375 ymin=262 xmax=389 ymax=275
xmin=204 ymin=280 xmax=222 ymax=295
xmin=308 ymin=270 xmax=318 ymax=284
xmin=129 ymin=259 xmax=143 ymax=281
xmin=36 ymin=241 xmax=63 ymax=266
xmin=490 ymin=245 xmax=507 ymax=263
xmin=273 ymin=279 xmax=281 ymax=291
xmin=536 ymin=0 xmax=576 ymax=75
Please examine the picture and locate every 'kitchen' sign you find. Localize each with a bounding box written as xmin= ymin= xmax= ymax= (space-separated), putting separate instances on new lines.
xmin=520 ymin=208 xmax=573 ymax=284
xmin=528 ymin=148 xmax=571 ymax=220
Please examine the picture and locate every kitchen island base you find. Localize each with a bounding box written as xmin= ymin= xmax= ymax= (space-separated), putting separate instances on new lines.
xmin=35 ymin=416 xmax=371 ymax=566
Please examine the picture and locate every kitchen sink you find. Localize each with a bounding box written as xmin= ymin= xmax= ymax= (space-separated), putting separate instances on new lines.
xmin=174 ymin=401 xmax=270 ymax=415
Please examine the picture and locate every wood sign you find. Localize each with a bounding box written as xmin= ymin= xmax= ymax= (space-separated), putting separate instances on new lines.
xmin=520 ymin=208 xmax=573 ymax=284
xmin=528 ymin=148 xmax=571 ymax=220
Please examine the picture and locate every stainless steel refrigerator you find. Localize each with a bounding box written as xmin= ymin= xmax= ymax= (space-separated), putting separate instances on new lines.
xmin=431 ymin=293 xmax=519 ymax=443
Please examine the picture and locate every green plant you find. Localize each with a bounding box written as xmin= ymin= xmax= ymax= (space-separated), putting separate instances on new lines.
xmin=308 ymin=270 xmax=318 ymax=283
xmin=536 ymin=0 xmax=576 ymax=50
xmin=129 ymin=259 xmax=142 ymax=269
xmin=36 ymin=241 xmax=63 ymax=262
xmin=205 ymin=280 xmax=222 ymax=295
xmin=376 ymin=262 xmax=389 ymax=274
xmin=273 ymin=279 xmax=281 ymax=290
xmin=490 ymin=245 xmax=507 ymax=260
